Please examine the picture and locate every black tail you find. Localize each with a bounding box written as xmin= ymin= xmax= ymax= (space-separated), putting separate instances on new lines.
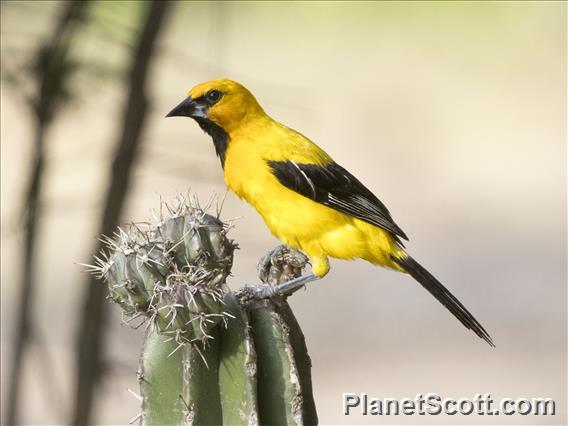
xmin=392 ymin=255 xmax=495 ymax=347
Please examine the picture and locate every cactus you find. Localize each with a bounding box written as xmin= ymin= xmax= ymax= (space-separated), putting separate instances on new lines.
xmin=85 ymin=196 xmax=318 ymax=425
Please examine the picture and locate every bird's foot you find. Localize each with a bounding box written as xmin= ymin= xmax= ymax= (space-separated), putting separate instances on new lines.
xmin=257 ymin=244 xmax=309 ymax=286
xmin=240 ymin=273 xmax=321 ymax=300
xmin=269 ymin=273 xmax=320 ymax=297
xmin=237 ymin=245 xmax=315 ymax=301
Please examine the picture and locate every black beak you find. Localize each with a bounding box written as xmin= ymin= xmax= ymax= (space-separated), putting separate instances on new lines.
xmin=165 ymin=97 xmax=207 ymax=119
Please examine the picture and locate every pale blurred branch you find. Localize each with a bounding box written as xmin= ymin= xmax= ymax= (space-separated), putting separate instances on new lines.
xmin=72 ymin=2 xmax=171 ymax=425
xmin=30 ymin=330 xmax=68 ymax=422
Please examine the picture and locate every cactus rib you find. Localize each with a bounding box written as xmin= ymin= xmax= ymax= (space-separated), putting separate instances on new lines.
xmin=218 ymin=292 xmax=260 ymax=425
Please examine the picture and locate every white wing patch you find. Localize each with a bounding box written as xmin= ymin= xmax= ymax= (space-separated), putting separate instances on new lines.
xmin=290 ymin=160 xmax=316 ymax=199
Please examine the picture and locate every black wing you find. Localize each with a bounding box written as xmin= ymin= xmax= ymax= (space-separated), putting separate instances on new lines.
xmin=267 ymin=160 xmax=408 ymax=241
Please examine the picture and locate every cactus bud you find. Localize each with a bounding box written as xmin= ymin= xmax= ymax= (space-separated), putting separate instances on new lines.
xmin=86 ymin=196 xmax=235 ymax=344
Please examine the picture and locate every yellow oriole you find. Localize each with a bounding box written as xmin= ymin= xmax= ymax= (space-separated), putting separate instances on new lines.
xmin=167 ymin=79 xmax=494 ymax=346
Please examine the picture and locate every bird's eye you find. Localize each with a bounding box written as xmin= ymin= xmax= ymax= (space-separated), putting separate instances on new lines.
xmin=206 ymin=90 xmax=222 ymax=104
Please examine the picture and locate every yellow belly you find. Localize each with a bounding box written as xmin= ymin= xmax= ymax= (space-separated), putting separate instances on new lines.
xmin=222 ymin=128 xmax=404 ymax=277
xmin=225 ymin=161 xmax=403 ymax=275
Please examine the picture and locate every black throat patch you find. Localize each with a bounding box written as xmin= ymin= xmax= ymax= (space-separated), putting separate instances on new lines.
xmin=194 ymin=118 xmax=229 ymax=168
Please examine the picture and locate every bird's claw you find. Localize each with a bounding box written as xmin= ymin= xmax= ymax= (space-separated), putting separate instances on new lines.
xmin=238 ymin=273 xmax=320 ymax=301
xmin=237 ymin=283 xmax=277 ymax=302
xmin=236 ymin=245 xmax=316 ymax=302
xmin=257 ymin=244 xmax=309 ymax=286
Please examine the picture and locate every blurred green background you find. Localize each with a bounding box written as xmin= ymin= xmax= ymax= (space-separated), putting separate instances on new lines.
xmin=1 ymin=1 xmax=566 ymax=425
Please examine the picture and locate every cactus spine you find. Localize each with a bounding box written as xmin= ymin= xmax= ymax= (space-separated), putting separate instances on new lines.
xmin=86 ymin=197 xmax=318 ymax=425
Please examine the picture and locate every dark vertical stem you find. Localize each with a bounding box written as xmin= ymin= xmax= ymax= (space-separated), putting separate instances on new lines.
xmin=5 ymin=2 xmax=87 ymax=425
xmin=6 ymin=119 xmax=44 ymax=426
xmin=72 ymin=2 xmax=170 ymax=425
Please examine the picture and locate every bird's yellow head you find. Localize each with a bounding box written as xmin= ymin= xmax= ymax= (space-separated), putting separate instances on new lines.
xmin=166 ymin=79 xmax=265 ymax=134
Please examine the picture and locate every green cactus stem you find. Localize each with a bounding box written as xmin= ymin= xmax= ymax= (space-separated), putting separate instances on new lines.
xmin=139 ymin=326 xmax=223 ymax=425
xmin=137 ymin=328 xmax=185 ymax=425
xmin=218 ymin=292 xmax=259 ymax=424
xmin=249 ymin=299 xmax=317 ymax=425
